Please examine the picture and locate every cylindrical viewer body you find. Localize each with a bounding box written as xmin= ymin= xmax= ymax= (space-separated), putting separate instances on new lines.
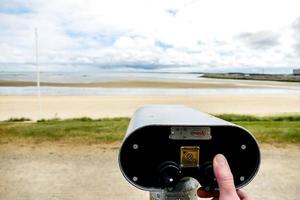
xmin=119 ymin=105 xmax=260 ymax=192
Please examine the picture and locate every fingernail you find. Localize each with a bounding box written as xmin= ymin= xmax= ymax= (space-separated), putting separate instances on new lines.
xmin=215 ymin=154 xmax=226 ymax=166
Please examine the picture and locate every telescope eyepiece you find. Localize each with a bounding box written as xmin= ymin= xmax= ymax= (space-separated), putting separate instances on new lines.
xmin=159 ymin=161 xmax=181 ymax=188
xmin=198 ymin=162 xmax=217 ymax=191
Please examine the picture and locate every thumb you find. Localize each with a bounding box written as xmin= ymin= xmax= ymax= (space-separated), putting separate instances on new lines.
xmin=213 ymin=154 xmax=238 ymax=198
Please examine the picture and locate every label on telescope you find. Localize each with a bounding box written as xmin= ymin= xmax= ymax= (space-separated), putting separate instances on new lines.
xmin=170 ymin=127 xmax=212 ymax=140
xmin=180 ymin=146 xmax=200 ymax=168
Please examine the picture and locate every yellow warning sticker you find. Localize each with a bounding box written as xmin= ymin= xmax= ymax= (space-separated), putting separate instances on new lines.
xmin=180 ymin=146 xmax=200 ymax=168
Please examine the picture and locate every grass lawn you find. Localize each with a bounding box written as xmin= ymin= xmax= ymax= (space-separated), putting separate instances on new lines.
xmin=0 ymin=117 xmax=129 ymax=144
xmin=0 ymin=115 xmax=299 ymax=144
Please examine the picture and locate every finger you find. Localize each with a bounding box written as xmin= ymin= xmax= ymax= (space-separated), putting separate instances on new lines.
xmin=213 ymin=154 xmax=237 ymax=197
xmin=197 ymin=187 xmax=219 ymax=198
xmin=237 ymin=190 xmax=251 ymax=200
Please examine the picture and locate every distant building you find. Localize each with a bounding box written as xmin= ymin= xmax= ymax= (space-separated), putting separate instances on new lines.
xmin=293 ymin=69 xmax=300 ymax=75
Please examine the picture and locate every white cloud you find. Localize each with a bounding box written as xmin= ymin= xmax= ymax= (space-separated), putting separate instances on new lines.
xmin=0 ymin=0 xmax=300 ymax=72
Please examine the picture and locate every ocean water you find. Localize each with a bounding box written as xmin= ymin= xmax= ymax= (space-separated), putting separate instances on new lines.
xmin=1 ymin=71 xmax=299 ymax=96
xmin=0 ymin=87 xmax=300 ymax=96
xmin=0 ymin=71 xmax=202 ymax=83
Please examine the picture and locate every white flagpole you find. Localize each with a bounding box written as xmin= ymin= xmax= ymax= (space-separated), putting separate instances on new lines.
xmin=35 ymin=28 xmax=41 ymax=120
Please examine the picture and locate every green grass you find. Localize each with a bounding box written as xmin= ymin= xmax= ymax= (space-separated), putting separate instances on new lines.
xmin=0 ymin=117 xmax=130 ymax=144
xmin=235 ymin=121 xmax=299 ymax=143
xmin=215 ymin=114 xmax=300 ymax=144
xmin=215 ymin=114 xmax=300 ymax=122
xmin=0 ymin=115 xmax=299 ymax=144
xmin=216 ymin=114 xmax=300 ymax=144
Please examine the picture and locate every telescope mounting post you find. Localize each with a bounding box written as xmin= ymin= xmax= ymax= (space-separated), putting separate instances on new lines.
xmin=149 ymin=177 xmax=199 ymax=200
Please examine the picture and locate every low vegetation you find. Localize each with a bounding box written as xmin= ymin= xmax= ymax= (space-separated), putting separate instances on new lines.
xmin=0 ymin=117 xmax=129 ymax=144
xmin=202 ymin=73 xmax=300 ymax=82
xmin=216 ymin=114 xmax=300 ymax=144
xmin=4 ymin=117 xmax=32 ymax=122
xmin=216 ymin=114 xmax=300 ymax=122
xmin=0 ymin=114 xmax=299 ymax=144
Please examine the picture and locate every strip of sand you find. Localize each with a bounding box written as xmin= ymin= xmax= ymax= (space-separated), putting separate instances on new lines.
xmin=1 ymin=95 xmax=299 ymax=120
xmin=0 ymin=80 xmax=251 ymax=88
xmin=1 ymin=79 xmax=300 ymax=89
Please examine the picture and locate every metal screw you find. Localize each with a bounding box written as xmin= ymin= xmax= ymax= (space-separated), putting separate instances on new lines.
xmin=240 ymin=176 xmax=245 ymax=181
xmin=241 ymin=144 xmax=247 ymax=150
xmin=133 ymin=144 xmax=138 ymax=150
xmin=132 ymin=176 xmax=138 ymax=182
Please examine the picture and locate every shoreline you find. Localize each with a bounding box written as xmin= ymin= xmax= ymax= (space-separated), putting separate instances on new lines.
xmin=0 ymin=80 xmax=253 ymax=88
xmin=1 ymin=79 xmax=300 ymax=89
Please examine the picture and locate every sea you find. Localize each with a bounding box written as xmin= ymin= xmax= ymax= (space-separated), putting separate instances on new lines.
xmin=0 ymin=71 xmax=299 ymax=96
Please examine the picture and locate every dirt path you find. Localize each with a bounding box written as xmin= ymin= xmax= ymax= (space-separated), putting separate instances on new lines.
xmin=0 ymin=144 xmax=299 ymax=200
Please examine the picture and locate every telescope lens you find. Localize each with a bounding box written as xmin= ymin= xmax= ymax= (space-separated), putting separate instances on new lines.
xmin=159 ymin=162 xmax=181 ymax=188
xmin=198 ymin=162 xmax=217 ymax=191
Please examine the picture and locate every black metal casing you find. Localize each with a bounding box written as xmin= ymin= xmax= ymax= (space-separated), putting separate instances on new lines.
xmin=119 ymin=105 xmax=260 ymax=191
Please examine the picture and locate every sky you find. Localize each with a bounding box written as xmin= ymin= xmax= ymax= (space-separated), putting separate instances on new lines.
xmin=0 ymin=0 xmax=300 ymax=73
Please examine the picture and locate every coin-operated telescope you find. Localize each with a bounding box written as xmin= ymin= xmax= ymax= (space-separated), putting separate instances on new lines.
xmin=119 ymin=105 xmax=260 ymax=200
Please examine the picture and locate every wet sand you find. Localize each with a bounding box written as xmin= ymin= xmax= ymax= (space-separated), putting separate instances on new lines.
xmin=0 ymin=80 xmax=244 ymax=88
xmin=1 ymin=79 xmax=300 ymax=89
xmin=0 ymin=95 xmax=300 ymax=120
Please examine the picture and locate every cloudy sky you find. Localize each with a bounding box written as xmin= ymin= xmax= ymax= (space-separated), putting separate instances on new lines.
xmin=0 ymin=0 xmax=300 ymax=72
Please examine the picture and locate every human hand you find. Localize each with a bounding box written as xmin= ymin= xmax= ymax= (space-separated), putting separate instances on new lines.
xmin=197 ymin=154 xmax=252 ymax=200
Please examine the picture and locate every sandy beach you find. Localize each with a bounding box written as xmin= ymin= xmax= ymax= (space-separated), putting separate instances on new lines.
xmin=1 ymin=94 xmax=300 ymax=120
xmin=1 ymin=77 xmax=300 ymax=120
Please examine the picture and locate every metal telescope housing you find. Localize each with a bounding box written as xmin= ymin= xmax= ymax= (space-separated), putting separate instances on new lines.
xmin=119 ymin=105 xmax=260 ymax=193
